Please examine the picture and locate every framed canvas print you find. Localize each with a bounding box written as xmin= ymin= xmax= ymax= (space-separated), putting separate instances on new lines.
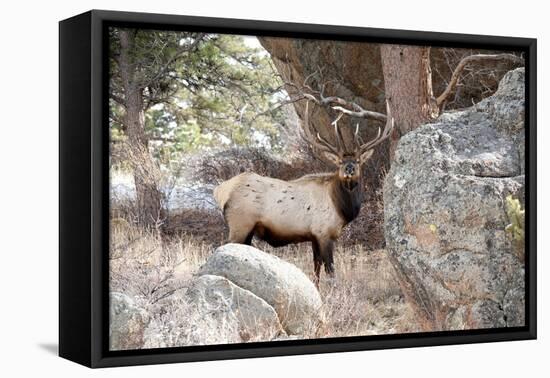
xmin=59 ymin=10 xmax=537 ymax=368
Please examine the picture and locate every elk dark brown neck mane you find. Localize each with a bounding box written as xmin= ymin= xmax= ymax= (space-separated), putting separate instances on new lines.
xmin=331 ymin=174 xmax=364 ymax=224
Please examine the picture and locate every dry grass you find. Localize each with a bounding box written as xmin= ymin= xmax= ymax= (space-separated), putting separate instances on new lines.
xmin=110 ymin=219 xmax=213 ymax=304
xmin=162 ymin=209 xmax=227 ymax=244
xmin=109 ymin=221 xmax=419 ymax=348
xmin=260 ymin=242 xmax=419 ymax=337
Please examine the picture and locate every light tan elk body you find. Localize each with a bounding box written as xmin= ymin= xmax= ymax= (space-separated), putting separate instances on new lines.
xmin=214 ymin=101 xmax=394 ymax=285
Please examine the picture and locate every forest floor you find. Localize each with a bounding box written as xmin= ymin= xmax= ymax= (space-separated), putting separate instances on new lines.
xmin=110 ymin=218 xmax=420 ymax=347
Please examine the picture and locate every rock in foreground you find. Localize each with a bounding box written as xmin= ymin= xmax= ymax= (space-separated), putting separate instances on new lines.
xmin=187 ymin=274 xmax=285 ymax=342
xmin=110 ymin=292 xmax=149 ymax=350
xmin=199 ymin=243 xmax=323 ymax=334
xmin=384 ymin=68 xmax=526 ymax=331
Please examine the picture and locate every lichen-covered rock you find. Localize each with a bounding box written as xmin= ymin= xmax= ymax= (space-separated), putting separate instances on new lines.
xmin=198 ymin=243 xmax=322 ymax=334
xmin=109 ymin=292 xmax=149 ymax=350
xmin=384 ymin=68 xmax=526 ymax=331
xmin=143 ymin=274 xmax=284 ymax=348
xmin=187 ymin=275 xmax=285 ymax=342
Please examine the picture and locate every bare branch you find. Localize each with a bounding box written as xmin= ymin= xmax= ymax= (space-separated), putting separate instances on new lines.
xmin=110 ymin=93 xmax=126 ymax=107
xmin=436 ymin=53 xmax=524 ymax=111
xmin=331 ymin=105 xmax=387 ymax=122
xmin=284 ymin=81 xmax=387 ymax=122
xmin=143 ymin=84 xmax=180 ymax=109
xmin=109 ymin=113 xmax=125 ymax=127
xmin=251 ymin=96 xmax=306 ymax=121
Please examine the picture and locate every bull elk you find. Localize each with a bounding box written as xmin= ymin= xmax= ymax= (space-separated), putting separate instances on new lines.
xmin=214 ymin=100 xmax=394 ymax=286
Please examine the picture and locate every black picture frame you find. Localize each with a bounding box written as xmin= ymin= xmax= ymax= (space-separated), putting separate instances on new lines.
xmin=59 ymin=9 xmax=537 ymax=368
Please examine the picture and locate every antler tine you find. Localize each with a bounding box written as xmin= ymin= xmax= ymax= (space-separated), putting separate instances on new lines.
xmin=316 ymin=132 xmax=339 ymax=155
xmin=301 ymin=101 xmax=340 ymax=158
xmin=331 ymin=112 xmax=344 ymax=126
xmin=331 ymin=112 xmax=344 ymax=153
xmin=354 ymin=121 xmax=366 ymax=148
xmin=359 ymin=99 xmax=395 ymax=155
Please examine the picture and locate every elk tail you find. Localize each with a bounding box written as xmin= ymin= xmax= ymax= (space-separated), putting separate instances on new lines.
xmin=213 ymin=184 xmax=226 ymax=210
xmin=213 ymin=178 xmax=237 ymax=214
xmin=213 ymin=173 xmax=251 ymax=216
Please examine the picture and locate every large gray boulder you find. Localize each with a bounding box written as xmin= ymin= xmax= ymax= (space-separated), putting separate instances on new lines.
xmin=384 ymin=68 xmax=526 ymax=331
xmin=109 ymin=292 xmax=149 ymax=350
xmin=198 ymin=243 xmax=322 ymax=334
xmin=143 ymin=275 xmax=285 ymax=348
xmin=187 ymin=275 xmax=285 ymax=342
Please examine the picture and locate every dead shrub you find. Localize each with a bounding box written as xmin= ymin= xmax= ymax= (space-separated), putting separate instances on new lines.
xmin=431 ymin=48 xmax=523 ymax=110
xmin=163 ymin=208 xmax=227 ymax=244
xmin=185 ymin=146 xmax=328 ymax=185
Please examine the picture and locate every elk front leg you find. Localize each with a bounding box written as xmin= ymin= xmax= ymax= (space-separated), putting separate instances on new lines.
xmin=319 ymin=239 xmax=336 ymax=283
xmin=311 ymin=239 xmax=323 ymax=288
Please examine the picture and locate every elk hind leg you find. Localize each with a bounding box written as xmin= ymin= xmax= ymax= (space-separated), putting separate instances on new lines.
xmin=228 ymin=227 xmax=255 ymax=245
xmin=227 ymin=217 xmax=256 ymax=245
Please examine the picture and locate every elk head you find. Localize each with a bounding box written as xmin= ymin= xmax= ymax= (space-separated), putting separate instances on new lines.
xmin=302 ymin=99 xmax=394 ymax=190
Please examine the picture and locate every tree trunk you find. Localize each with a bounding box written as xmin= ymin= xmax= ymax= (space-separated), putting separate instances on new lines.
xmin=125 ymin=90 xmax=164 ymax=227
xmin=119 ymin=30 xmax=164 ymax=228
xmin=380 ymin=45 xmax=443 ymax=329
xmin=380 ymin=45 xmax=438 ymax=157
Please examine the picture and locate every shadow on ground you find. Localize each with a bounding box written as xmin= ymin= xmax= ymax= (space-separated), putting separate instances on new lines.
xmin=38 ymin=343 xmax=58 ymax=355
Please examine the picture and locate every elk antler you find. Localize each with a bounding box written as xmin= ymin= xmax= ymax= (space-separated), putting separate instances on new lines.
xmin=302 ymin=101 xmax=343 ymax=164
xmin=331 ymin=112 xmax=347 ymax=154
xmin=356 ymin=99 xmax=394 ymax=161
xmin=293 ymin=76 xmax=392 ymax=164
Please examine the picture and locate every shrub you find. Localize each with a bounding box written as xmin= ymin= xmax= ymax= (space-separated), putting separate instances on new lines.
xmin=505 ymin=195 xmax=525 ymax=261
xmin=184 ymin=146 xmax=329 ymax=185
xmin=431 ymin=48 xmax=523 ymax=110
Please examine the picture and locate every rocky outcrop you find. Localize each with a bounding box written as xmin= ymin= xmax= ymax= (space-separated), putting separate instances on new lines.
xmin=198 ymin=243 xmax=323 ymax=334
xmin=384 ymin=68 xmax=526 ymax=331
xmin=109 ymin=292 xmax=149 ymax=350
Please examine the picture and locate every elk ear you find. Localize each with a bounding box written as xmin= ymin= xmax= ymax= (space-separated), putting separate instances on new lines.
xmin=359 ymin=150 xmax=374 ymax=165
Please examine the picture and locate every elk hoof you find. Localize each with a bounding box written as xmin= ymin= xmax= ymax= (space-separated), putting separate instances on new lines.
xmin=326 ymin=274 xmax=337 ymax=288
